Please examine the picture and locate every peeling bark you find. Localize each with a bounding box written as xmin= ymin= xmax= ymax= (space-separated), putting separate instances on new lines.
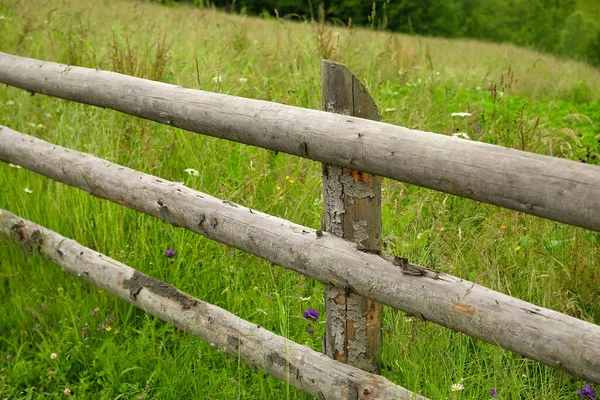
xmin=322 ymin=60 xmax=382 ymax=373
xmin=0 ymin=209 xmax=426 ymax=400
xmin=1 ymin=127 xmax=600 ymax=384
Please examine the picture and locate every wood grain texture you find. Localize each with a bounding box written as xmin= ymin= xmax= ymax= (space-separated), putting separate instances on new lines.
xmin=322 ymin=60 xmax=382 ymax=373
xmin=1 ymin=52 xmax=599 ymax=231
xmin=0 ymin=209 xmax=425 ymax=400
xmin=1 ymin=126 xmax=599 ymax=384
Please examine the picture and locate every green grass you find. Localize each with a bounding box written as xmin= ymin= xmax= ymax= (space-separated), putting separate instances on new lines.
xmin=0 ymin=0 xmax=599 ymax=398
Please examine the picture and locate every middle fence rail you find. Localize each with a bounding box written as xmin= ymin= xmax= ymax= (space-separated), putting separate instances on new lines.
xmin=1 ymin=125 xmax=599 ymax=384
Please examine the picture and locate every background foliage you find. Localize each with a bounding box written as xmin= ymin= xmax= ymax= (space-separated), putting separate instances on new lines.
xmin=170 ymin=0 xmax=600 ymax=66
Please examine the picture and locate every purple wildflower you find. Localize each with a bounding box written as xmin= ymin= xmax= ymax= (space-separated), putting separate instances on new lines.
xmin=6 ymin=354 xmax=13 ymax=360
xmin=82 ymin=325 xmax=88 ymax=339
xmin=490 ymin=388 xmax=498 ymax=398
xmin=92 ymin=308 xmax=99 ymax=317
xmin=579 ymin=384 xmax=596 ymax=400
xmin=306 ymin=326 xmax=314 ymax=335
xmin=303 ymin=308 xmax=320 ymax=322
xmin=35 ymin=323 xmax=41 ymax=329
xmin=165 ymin=249 xmax=176 ymax=258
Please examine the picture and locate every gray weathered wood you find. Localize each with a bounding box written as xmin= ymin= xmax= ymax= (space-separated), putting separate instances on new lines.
xmin=0 ymin=209 xmax=426 ymax=400
xmin=2 ymin=126 xmax=599 ymax=384
xmin=1 ymin=52 xmax=600 ymax=232
xmin=322 ymin=60 xmax=382 ymax=373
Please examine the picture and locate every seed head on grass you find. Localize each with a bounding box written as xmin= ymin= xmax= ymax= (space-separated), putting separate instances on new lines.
xmin=165 ymin=249 xmax=176 ymax=258
xmin=303 ymin=308 xmax=319 ymax=322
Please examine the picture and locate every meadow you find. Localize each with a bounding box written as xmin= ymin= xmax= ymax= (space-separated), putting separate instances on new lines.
xmin=0 ymin=0 xmax=599 ymax=398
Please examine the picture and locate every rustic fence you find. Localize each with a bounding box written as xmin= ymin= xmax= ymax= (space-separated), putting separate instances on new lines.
xmin=1 ymin=52 xmax=600 ymax=399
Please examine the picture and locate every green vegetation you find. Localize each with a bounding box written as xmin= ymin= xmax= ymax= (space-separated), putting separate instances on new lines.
xmin=1 ymin=0 xmax=599 ymax=398
xmin=171 ymin=0 xmax=600 ymax=66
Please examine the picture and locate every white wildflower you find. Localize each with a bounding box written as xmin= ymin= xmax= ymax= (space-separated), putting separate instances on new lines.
xmin=451 ymin=112 xmax=472 ymax=117
xmin=238 ymin=77 xmax=248 ymax=83
xmin=452 ymin=132 xmax=470 ymax=140
xmin=50 ymin=353 xmax=58 ymax=360
xmin=24 ymin=188 xmax=33 ymax=194
xmin=450 ymin=383 xmax=464 ymax=392
xmin=184 ymin=168 xmax=199 ymax=177
xmin=212 ymin=75 xmax=223 ymax=83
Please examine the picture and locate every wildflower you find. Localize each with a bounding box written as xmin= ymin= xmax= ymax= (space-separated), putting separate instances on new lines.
xmin=64 ymin=388 xmax=72 ymax=396
xmin=238 ymin=77 xmax=248 ymax=83
xmin=285 ymin=175 xmax=289 ymax=180
xmin=289 ymin=179 xmax=295 ymax=184
xmin=6 ymin=354 xmax=12 ymax=360
xmin=24 ymin=188 xmax=33 ymax=194
xmin=105 ymin=326 xmax=112 ymax=332
xmin=451 ymin=112 xmax=472 ymax=117
xmin=303 ymin=308 xmax=320 ymax=322
xmin=92 ymin=307 xmax=100 ymax=317
xmin=9 ymin=163 xmax=21 ymax=168
xmin=6 ymin=100 xmax=14 ymax=105
xmin=279 ymin=196 xmax=283 ymax=200
xmin=48 ymin=370 xmax=55 ymax=376
xmin=514 ymin=246 xmax=521 ymax=252
xmin=50 ymin=353 xmax=58 ymax=360
xmin=212 ymin=75 xmax=223 ymax=83
xmin=35 ymin=323 xmax=41 ymax=329
xmin=36 ymin=124 xmax=45 ymax=129
xmin=490 ymin=388 xmax=498 ymax=398
xmin=452 ymin=132 xmax=471 ymax=140
xmin=450 ymin=383 xmax=464 ymax=392
xmin=276 ymin=186 xmax=281 ymax=190
xmin=165 ymin=249 xmax=176 ymax=258
xmin=500 ymin=225 xmax=507 ymax=230
xmin=306 ymin=326 xmax=314 ymax=335
xmin=578 ymin=384 xmax=596 ymax=400
xmin=184 ymin=168 xmax=199 ymax=176
xmin=82 ymin=325 xmax=88 ymax=339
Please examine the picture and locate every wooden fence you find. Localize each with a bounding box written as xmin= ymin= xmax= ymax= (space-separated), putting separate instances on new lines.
xmin=1 ymin=52 xmax=600 ymax=398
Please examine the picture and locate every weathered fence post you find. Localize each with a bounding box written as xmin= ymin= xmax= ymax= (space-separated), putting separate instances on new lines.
xmin=321 ymin=60 xmax=382 ymax=373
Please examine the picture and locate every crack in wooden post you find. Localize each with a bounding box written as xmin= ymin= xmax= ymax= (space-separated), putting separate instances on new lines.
xmin=321 ymin=60 xmax=382 ymax=373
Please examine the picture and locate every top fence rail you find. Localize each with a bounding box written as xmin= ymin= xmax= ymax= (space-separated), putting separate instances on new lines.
xmin=1 ymin=52 xmax=599 ymax=232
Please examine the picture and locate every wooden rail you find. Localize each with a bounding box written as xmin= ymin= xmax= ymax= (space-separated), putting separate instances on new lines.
xmin=2 ymin=126 xmax=599 ymax=384
xmin=0 ymin=209 xmax=425 ymax=400
xmin=1 ymin=52 xmax=600 ymax=232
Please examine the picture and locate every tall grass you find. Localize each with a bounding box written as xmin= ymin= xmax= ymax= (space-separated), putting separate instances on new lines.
xmin=0 ymin=0 xmax=599 ymax=398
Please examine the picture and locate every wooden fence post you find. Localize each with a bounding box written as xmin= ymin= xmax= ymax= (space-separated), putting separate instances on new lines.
xmin=321 ymin=60 xmax=382 ymax=373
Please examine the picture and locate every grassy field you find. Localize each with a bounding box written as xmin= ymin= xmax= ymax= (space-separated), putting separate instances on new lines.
xmin=1 ymin=0 xmax=599 ymax=398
